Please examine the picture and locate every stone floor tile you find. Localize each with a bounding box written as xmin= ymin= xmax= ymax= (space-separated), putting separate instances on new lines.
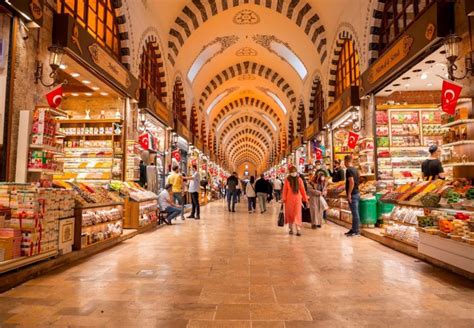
xmin=188 ymin=320 xmax=252 ymax=328
xmin=250 ymin=304 xmax=312 ymax=321
xmin=215 ymin=304 xmax=251 ymax=320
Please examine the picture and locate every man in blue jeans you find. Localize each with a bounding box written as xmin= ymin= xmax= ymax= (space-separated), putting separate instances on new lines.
xmin=344 ymin=155 xmax=361 ymax=237
xmin=226 ymin=172 xmax=239 ymax=212
xmin=158 ymin=184 xmax=182 ymax=224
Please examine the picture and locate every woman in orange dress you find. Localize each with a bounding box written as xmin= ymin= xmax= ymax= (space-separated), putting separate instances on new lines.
xmin=282 ymin=166 xmax=308 ymax=236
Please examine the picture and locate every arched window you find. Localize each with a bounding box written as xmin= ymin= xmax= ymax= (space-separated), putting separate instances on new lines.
xmin=57 ymin=0 xmax=121 ymax=60
xmin=288 ymin=119 xmax=295 ymax=145
xmin=190 ymin=106 xmax=198 ymax=136
xmin=172 ymin=78 xmax=186 ymax=125
xmin=309 ymin=79 xmax=324 ymax=123
xmin=335 ymin=39 xmax=360 ymax=98
xmin=378 ymin=0 xmax=435 ymax=55
xmin=297 ymin=102 xmax=306 ymax=134
xmin=139 ymin=37 xmax=166 ymax=103
xmin=200 ymin=119 xmax=206 ymax=142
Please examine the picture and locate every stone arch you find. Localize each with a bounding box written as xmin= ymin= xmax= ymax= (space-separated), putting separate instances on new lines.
xmin=167 ymin=0 xmax=327 ymax=66
xmin=296 ymin=101 xmax=306 ymax=135
xmin=199 ymin=61 xmax=297 ymax=109
xmin=288 ymin=119 xmax=295 ymax=145
xmin=190 ymin=105 xmax=198 ymax=136
xmin=309 ymin=76 xmax=324 ymax=124
xmin=172 ymin=77 xmax=187 ymax=125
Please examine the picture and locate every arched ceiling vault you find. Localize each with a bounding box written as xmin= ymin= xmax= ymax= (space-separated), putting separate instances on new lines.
xmin=149 ymin=0 xmax=333 ymax=171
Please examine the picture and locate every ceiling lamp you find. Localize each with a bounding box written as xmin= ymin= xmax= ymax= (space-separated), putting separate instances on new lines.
xmin=443 ymin=34 xmax=473 ymax=80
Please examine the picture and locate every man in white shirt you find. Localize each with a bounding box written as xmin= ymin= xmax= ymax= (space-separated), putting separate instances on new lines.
xmin=273 ymin=177 xmax=283 ymax=202
xmin=158 ymin=184 xmax=181 ymax=223
xmin=187 ymin=165 xmax=201 ymax=219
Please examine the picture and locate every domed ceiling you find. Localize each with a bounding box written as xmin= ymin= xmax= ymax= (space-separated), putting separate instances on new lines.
xmin=148 ymin=0 xmax=351 ymax=173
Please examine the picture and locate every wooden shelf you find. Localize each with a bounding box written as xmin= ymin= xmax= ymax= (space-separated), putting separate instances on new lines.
xmin=58 ymin=119 xmax=123 ymax=124
xmin=81 ymin=235 xmax=122 ymax=249
xmin=0 ymin=250 xmax=58 ymax=274
xmin=76 ymin=202 xmax=124 ymax=209
xmin=441 ymin=119 xmax=474 ymax=128
xmin=82 ymin=218 xmax=123 ymax=229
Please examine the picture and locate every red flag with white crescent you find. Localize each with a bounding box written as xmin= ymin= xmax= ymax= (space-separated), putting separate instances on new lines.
xmin=45 ymin=85 xmax=63 ymax=108
xmin=441 ymin=79 xmax=462 ymax=115
xmin=315 ymin=148 xmax=323 ymax=160
xmin=347 ymin=131 xmax=359 ymax=149
xmin=138 ymin=133 xmax=149 ymax=150
xmin=172 ymin=150 xmax=181 ymax=162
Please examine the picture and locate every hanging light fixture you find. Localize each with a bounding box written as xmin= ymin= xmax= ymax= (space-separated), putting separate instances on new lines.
xmin=34 ymin=45 xmax=65 ymax=87
xmin=443 ymin=35 xmax=473 ymax=80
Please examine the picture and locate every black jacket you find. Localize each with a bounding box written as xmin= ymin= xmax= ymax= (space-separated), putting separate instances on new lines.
xmin=255 ymin=178 xmax=271 ymax=193
xmin=331 ymin=168 xmax=345 ymax=182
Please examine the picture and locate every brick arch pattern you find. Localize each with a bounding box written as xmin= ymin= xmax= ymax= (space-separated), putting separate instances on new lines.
xmin=327 ymin=30 xmax=358 ymax=104
xmin=139 ymin=35 xmax=168 ymax=104
xmin=232 ymin=149 xmax=264 ymax=166
xmin=226 ymin=136 xmax=268 ymax=160
xmin=168 ymin=0 xmax=328 ymax=66
xmin=218 ymin=116 xmax=275 ymax=146
xmin=200 ymin=118 xmax=206 ymax=142
xmin=172 ymin=77 xmax=187 ymax=125
xmin=288 ymin=119 xmax=295 ymax=145
xmin=229 ymin=142 xmax=266 ymax=163
xmin=230 ymin=147 xmax=266 ymax=167
xmin=296 ymin=101 xmax=306 ymax=135
xmin=235 ymin=154 xmax=263 ymax=168
xmin=189 ymin=105 xmax=198 ymax=136
xmin=221 ymin=128 xmax=272 ymax=152
xmin=211 ymin=97 xmax=282 ymax=130
xmin=199 ymin=61 xmax=296 ymax=109
xmin=112 ymin=1 xmax=132 ymax=69
xmin=309 ymin=76 xmax=324 ymax=123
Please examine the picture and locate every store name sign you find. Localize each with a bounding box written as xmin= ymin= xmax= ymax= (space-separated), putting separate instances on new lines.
xmin=88 ymin=44 xmax=131 ymax=88
xmin=7 ymin=0 xmax=44 ymax=27
xmin=324 ymin=98 xmax=343 ymax=124
xmin=368 ymin=35 xmax=414 ymax=84
xmin=304 ymin=121 xmax=317 ymax=140
xmin=177 ymin=122 xmax=192 ymax=142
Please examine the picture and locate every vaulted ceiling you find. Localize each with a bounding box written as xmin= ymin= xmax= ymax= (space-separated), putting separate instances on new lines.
xmin=147 ymin=0 xmax=366 ymax=172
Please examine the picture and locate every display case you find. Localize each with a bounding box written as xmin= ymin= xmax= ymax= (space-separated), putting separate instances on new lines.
xmin=124 ymin=198 xmax=158 ymax=229
xmin=55 ymin=119 xmax=124 ymax=184
xmin=73 ymin=202 xmax=124 ymax=250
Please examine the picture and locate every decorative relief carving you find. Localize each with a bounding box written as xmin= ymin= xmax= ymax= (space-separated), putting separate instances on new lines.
xmin=238 ymin=74 xmax=256 ymax=81
xmin=236 ymin=47 xmax=258 ymax=56
xmin=233 ymin=9 xmax=260 ymax=25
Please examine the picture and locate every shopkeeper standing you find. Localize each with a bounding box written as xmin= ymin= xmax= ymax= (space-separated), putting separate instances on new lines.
xmin=422 ymin=145 xmax=445 ymax=180
xmin=187 ymin=165 xmax=201 ymax=220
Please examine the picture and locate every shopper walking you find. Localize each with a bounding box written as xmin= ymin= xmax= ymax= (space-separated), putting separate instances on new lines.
xmin=282 ymin=166 xmax=308 ymax=236
xmin=167 ymin=165 xmax=185 ymax=220
xmin=273 ymin=177 xmax=283 ymax=202
xmin=246 ymin=176 xmax=257 ymax=213
xmin=226 ymin=172 xmax=239 ymax=212
xmin=344 ymin=155 xmax=361 ymax=237
xmin=187 ymin=164 xmax=200 ymax=220
xmin=236 ymin=182 xmax=242 ymax=203
xmin=157 ymin=184 xmax=182 ymax=224
xmin=422 ymin=145 xmax=445 ymax=180
xmin=307 ymin=172 xmax=328 ymax=229
xmin=255 ymin=174 xmax=270 ymax=213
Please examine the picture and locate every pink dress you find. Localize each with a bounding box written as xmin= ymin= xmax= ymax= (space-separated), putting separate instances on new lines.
xmin=282 ymin=177 xmax=308 ymax=226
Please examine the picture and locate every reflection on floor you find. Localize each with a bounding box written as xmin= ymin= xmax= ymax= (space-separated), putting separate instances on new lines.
xmin=1 ymin=200 xmax=473 ymax=327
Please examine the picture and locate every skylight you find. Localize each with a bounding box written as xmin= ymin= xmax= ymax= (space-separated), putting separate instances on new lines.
xmin=265 ymin=90 xmax=287 ymax=114
xmin=206 ymin=90 xmax=229 ymax=115
xmin=216 ymin=114 xmax=234 ymax=132
xmin=262 ymin=114 xmax=277 ymax=131
xmin=270 ymin=42 xmax=307 ymax=79
xmin=188 ymin=42 xmax=221 ymax=82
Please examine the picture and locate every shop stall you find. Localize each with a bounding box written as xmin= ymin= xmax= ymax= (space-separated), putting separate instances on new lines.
xmin=172 ymin=121 xmax=192 ymax=175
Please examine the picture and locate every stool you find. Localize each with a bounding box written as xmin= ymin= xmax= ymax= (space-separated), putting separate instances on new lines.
xmin=158 ymin=210 xmax=171 ymax=225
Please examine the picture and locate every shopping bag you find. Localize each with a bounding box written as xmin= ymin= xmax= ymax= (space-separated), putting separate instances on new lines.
xmin=302 ymin=205 xmax=312 ymax=223
xmin=277 ymin=204 xmax=285 ymax=227
xmin=320 ymin=196 xmax=329 ymax=211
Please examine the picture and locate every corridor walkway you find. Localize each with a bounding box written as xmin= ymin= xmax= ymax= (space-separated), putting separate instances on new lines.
xmin=1 ymin=200 xmax=473 ymax=327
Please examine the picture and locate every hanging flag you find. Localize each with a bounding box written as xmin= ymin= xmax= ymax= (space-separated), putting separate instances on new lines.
xmin=45 ymin=84 xmax=63 ymax=108
xmin=299 ymin=158 xmax=305 ymax=165
xmin=172 ymin=150 xmax=181 ymax=162
xmin=441 ymin=78 xmax=463 ymax=115
xmin=315 ymin=148 xmax=323 ymax=160
xmin=347 ymin=131 xmax=359 ymax=149
xmin=138 ymin=132 xmax=149 ymax=150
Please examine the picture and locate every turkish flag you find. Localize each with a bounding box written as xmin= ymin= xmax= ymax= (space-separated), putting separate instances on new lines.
xmin=441 ymin=79 xmax=463 ymax=115
xmin=347 ymin=131 xmax=359 ymax=149
xmin=172 ymin=150 xmax=181 ymax=162
xmin=315 ymin=148 xmax=323 ymax=160
xmin=299 ymin=158 xmax=305 ymax=165
xmin=45 ymin=85 xmax=63 ymax=108
xmin=138 ymin=133 xmax=149 ymax=150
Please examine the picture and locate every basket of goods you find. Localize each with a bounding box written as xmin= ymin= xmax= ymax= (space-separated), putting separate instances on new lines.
xmin=446 ymin=190 xmax=462 ymax=209
xmin=438 ymin=219 xmax=454 ymax=237
xmin=420 ymin=193 xmax=441 ymax=207
xmin=417 ymin=215 xmax=435 ymax=228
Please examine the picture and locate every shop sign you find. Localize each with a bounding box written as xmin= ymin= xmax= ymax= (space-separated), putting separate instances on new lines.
xmin=52 ymin=14 xmax=139 ymax=99
xmin=303 ymin=120 xmax=318 ymax=141
xmin=323 ymin=86 xmax=360 ymax=125
xmin=291 ymin=137 xmax=303 ymax=151
xmin=176 ymin=121 xmax=192 ymax=142
xmin=7 ymin=0 xmax=44 ymax=27
xmin=194 ymin=138 xmax=204 ymax=152
xmin=367 ymin=35 xmax=414 ymax=85
xmin=360 ymin=1 xmax=454 ymax=95
xmin=138 ymin=89 xmax=172 ymax=127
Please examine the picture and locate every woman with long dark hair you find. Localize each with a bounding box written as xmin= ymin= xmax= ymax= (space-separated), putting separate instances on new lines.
xmin=307 ymin=172 xmax=328 ymax=229
xmin=246 ymin=176 xmax=257 ymax=213
xmin=282 ymin=166 xmax=308 ymax=236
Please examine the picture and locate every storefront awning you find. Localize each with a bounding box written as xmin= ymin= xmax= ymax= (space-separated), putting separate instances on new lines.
xmin=359 ymin=1 xmax=454 ymax=96
xmin=52 ymin=14 xmax=139 ymax=99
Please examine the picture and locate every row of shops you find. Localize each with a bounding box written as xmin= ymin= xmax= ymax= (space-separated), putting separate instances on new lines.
xmin=0 ymin=7 xmax=229 ymax=275
xmin=268 ymin=2 xmax=474 ymax=279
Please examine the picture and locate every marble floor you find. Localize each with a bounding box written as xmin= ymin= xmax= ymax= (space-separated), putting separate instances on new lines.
xmin=1 ymin=200 xmax=473 ymax=327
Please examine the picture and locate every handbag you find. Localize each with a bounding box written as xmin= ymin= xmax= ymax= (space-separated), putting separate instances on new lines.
xmin=302 ymin=205 xmax=312 ymax=223
xmin=277 ymin=204 xmax=285 ymax=227
xmin=320 ymin=196 xmax=329 ymax=211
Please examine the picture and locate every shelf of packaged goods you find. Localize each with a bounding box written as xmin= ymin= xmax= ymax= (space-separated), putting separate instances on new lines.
xmin=47 ymin=107 xmax=69 ymax=118
xmin=77 ymin=202 xmax=123 ymax=209
xmin=359 ymin=149 xmax=374 ymax=154
xmin=81 ymin=235 xmax=122 ymax=250
xmin=30 ymin=144 xmax=62 ymax=152
xmin=27 ymin=168 xmax=62 ymax=175
xmin=64 ymin=147 xmax=114 ymax=151
xmin=63 ymin=168 xmax=112 ymax=171
xmin=441 ymin=119 xmax=474 ymax=128
xmin=58 ymin=119 xmax=123 ymax=124
xmin=443 ymin=162 xmax=474 ymax=167
xmin=61 ymin=134 xmax=121 ymax=137
xmin=0 ymin=250 xmax=59 ymax=274
xmin=380 ymin=201 xmax=474 ymax=214
xmin=82 ymin=218 xmax=123 ymax=229
xmin=442 ymin=140 xmax=474 ymax=148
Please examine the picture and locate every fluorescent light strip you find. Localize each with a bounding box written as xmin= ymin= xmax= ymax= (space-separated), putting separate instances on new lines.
xmin=188 ymin=42 xmax=221 ymax=82
xmin=270 ymin=42 xmax=307 ymax=80
xmin=266 ymin=91 xmax=287 ymax=114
